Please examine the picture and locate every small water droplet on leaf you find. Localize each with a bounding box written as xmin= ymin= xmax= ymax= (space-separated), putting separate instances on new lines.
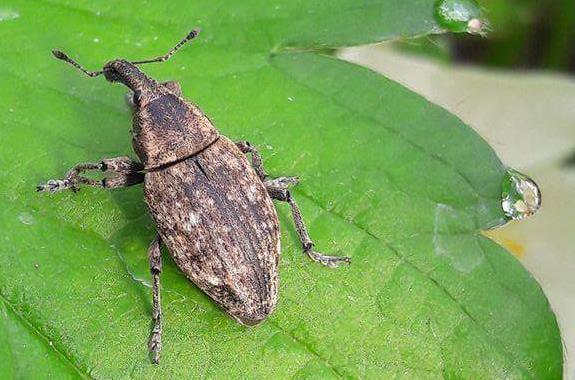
xmin=18 ymin=212 xmax=35 ymax=225
xmin=434 ymin=0 xmax=487 ymax=35
xmin=0 ymin=8 xmax=20 ymax=22
xmin=501 ymin=168 xmax=541 ymax=221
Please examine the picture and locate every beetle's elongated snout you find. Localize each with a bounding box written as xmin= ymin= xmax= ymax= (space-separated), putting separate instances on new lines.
xmin=102 ymin=60 xmax=154 ymax=92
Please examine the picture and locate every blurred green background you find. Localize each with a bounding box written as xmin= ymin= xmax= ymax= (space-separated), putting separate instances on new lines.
xmin=436 ymin=0 xmax=575 ymax=71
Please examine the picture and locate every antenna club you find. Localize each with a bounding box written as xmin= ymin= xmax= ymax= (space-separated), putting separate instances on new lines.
xmin=50 ymin=48 xmax=103 ymax=77
xmin=130 ymin=27 xmax=202 ymax=66
xmin=188 ymin=28 xmax=201 ymax=39
xmin=52 ymin=49 xmax=68 ymax=60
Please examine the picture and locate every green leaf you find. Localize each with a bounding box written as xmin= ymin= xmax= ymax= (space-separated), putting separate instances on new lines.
xmin=0 ymin=297 xmax=81 ymax=379
xmin=0 ymin=0 xmax=562 ymax=379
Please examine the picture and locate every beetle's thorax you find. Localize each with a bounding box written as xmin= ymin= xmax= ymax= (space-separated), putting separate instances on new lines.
xmin=103 ymin=59 xmax=219 ymax=169
xmin=131 ymin=81 xmax=219 ymax=170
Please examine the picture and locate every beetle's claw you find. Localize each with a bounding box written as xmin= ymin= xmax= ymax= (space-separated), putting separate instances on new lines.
xmin=148 ymin=324 xmax=162 ymax=365
xmin=306 ymin=249 xmax=351 ymax=268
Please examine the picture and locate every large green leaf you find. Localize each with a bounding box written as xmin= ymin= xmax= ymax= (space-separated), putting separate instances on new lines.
xmin=0 ymin=0 xmax=562 ymax=378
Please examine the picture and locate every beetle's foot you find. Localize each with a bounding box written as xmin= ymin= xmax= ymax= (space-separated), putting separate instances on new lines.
xmin=305 ymin=248 xmax=351 ymax=268
xmin=148 ymin=319 xmax=162 ymax=365
xmin=36 ymin=179 xmax=76 ymax=193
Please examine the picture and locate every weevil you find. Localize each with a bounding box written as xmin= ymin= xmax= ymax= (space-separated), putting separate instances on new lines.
xmin=37 ymin=29 xmax=350 ymax=364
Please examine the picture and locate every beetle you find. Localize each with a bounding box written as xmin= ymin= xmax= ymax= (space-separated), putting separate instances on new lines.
xmin=37 ymin=29 xmax=350 ymax=364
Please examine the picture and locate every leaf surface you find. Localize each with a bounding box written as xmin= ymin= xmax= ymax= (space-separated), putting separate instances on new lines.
xmin=0 ymin=0 xmax=562 ymax=378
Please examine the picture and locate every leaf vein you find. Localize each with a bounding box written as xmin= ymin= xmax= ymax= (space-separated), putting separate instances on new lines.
xmin=0 ymin=292 xmax=91 ymax=379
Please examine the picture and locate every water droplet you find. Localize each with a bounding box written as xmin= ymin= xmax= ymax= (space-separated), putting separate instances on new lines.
xmin=18 ymin=212 xmax=35 ymax=225
xmin=287 ymin=97 xmax=294 ymax=102
xmin=93 ymin=37 xmax=100 ymax=43
xmin=0 ymin=8 xmax=20 ymax=22
xmin=434 ymin=0 xmax=486 ymax=35
xmin=501 ymin=168 xmax=541 ymax=221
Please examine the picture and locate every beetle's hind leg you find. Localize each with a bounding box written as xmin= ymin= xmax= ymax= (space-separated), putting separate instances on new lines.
xmin=238 ymin=141 xmax=350 ymax=267
xmin=37 ymin=156 xmax=144 ymax=192
xmin=148 ymin=235 xmax=163 ymax=364
xmin=265 ymin=177 xmax=351 ymax=268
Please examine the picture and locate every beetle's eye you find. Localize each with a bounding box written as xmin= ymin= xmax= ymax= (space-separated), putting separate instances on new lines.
xmin=103 ymin=67 xmax=121 ymax=82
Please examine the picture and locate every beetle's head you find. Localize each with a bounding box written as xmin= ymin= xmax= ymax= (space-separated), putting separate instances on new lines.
xmin=51 ymin=28 xmax=200 ymax=90
xmin=101 ymin=59 xmax=153 ymax=92
xmin=102 ymin=60 xmax=123 ymax=83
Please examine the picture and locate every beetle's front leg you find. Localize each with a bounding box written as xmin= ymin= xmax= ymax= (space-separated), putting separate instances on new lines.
xmin=37 ymin=156 xmax=144 ymax=192
xmin=265 ymin=177 xmax=351 ymax=268
xmin=236 ymin=141 xmax=267 ymax=180
xmin=148 ymin=234 xmax=163 ymax=364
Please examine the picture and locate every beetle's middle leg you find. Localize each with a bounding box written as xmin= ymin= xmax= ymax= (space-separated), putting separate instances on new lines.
xmin=265 ymin=177 xmax=351 ymax=268
xmin=236 ymin=141 xmax=267 ymax=180
xmin=37 ymin=156 xmax=144 ymax=192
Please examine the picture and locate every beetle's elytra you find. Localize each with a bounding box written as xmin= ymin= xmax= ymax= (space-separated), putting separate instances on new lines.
xmin=38 ymin=29 xmax=351 ymax=364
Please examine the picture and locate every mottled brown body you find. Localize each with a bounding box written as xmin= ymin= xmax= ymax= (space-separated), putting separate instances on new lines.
xmin=129 ymin=67 xmax=281 ymax=324
xmin=145 ymin=137 xmax=280 ymax=325
xmin=38 ymin=29 xmax=349 ymax=364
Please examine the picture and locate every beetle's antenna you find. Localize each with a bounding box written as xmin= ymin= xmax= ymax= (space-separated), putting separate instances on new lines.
xmin=52 ymin=50 xmax=103 ymax=77
xmin=131 ymin=28 xmax=201 ymax=65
